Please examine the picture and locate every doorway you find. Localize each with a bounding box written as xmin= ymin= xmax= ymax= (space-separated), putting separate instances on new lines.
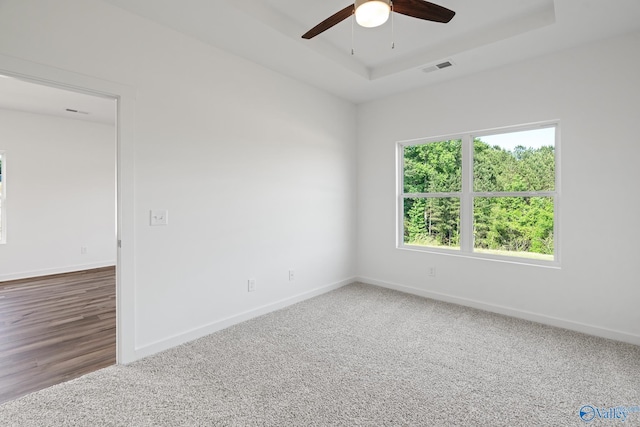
xmin=0 ymin=75 xmax=118 ymax=403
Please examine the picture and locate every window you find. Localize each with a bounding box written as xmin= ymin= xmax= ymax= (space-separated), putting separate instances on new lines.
xmin=398 ymin=123 xmax=559 ymax=265
xmin=0 ymin=151 xmax=4 ymax=243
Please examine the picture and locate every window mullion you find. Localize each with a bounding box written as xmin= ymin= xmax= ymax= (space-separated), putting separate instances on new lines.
xmin=397 ymin=143 xmax=405 ymax=247
xmin=460 ymin=135 xmax=473 ymax=253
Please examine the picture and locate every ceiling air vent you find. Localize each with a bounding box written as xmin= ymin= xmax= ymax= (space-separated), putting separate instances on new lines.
xmin=65 ymin=108 xmax=89 ymax=115
xmin=422 ymin=60 xmax=454 ymax=74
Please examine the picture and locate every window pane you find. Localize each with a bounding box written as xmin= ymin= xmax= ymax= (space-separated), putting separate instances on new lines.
xmin=474 ymin=197 xmax=554 ymax=260
xmin=474 ymin=128 xmax=555 ymax=192
xmin=404 ymin=140 xmax=462 ymax=193
xmin=404 ymin=197 xmax=460 ymax=250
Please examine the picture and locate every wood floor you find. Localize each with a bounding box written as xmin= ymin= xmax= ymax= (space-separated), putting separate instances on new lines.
xmin=0 ymin=267 xmax=116 ymax=404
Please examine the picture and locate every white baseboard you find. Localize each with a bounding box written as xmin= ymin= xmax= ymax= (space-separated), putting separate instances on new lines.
xmin=133 ymin=277 xmax=355 ymax=361
xmin=0 ymin=261 xmax=117 ymax=282
xmin=357 ymin=276 xmax=640 ymax=347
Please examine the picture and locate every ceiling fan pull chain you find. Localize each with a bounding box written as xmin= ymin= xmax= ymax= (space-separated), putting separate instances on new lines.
xmin=391 ymin=1 xmax=395 ymax=50
xmin=351 ymin=10 xmax=355 ymax=55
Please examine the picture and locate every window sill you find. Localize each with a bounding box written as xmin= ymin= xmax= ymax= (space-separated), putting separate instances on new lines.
xmin=398 ymin=244 xmax=561 ymax=269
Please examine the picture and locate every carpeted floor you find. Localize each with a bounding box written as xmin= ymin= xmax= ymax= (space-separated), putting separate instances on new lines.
xmin=1 ymin=283 xmax=639 ymax=426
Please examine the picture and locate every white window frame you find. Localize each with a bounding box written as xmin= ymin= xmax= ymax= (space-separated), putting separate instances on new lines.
xmin=0 ymin=150 xmax=5 ymax=244
xmin=397 ymin=121 xmax=560 ymax=267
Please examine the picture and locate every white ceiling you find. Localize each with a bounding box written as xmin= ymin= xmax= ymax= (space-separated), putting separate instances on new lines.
xmin=99 ymin=0 xmax=640 ymax=103
xmin=0 ymin=75 xmax=116 ymax=126
xmin=2 ymin=0 xmax=640 ymax=122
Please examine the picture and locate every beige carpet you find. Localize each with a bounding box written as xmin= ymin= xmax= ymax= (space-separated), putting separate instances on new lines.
xmin=1 ymin=283 xmax=639 ymax=426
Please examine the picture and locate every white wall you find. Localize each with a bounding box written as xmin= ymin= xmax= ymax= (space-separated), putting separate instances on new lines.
xmin=2 ymin=0 xmax=635 ymax=362
xmin=0 ymin=109 xmax=116 ymax=280
xmin=357 ymin=32 xmax=640 ymax=344
xmin=0 ymin=0 xmax=356 ymax=359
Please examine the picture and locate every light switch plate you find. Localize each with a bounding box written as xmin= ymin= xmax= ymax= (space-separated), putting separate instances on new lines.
xmin=150 ymin=209 xmax=168 ymax=226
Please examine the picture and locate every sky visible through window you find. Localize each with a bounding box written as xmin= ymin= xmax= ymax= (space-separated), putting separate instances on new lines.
xmin=479 ymin=127 xmax=555 ymax=151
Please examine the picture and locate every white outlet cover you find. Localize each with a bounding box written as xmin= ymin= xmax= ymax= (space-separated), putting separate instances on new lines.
xmin=150 ymin=209 xmax=169 ymax=226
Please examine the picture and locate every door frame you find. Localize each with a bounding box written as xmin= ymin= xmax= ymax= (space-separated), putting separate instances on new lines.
xmin=0 ymin=53 xmax=137 ymax=363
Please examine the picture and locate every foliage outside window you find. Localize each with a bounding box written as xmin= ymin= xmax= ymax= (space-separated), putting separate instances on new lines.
xmin=398 ymin=123 xmax=558 ymax=264
xmin=0 ymin=151 xmax=5 ymax=244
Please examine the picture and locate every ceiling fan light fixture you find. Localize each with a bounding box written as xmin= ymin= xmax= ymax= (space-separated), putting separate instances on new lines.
xmin=355 ymin=0 xmax=391 ymax=28
xmin=301 ymin=0 xmax=455 ymax=40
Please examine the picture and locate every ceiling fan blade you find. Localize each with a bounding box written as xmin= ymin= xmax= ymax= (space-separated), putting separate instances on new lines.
xmin=393 ymin=0 xmax=455 ymax=23
xmin=302 ymin=4 xmax=354 ymax=39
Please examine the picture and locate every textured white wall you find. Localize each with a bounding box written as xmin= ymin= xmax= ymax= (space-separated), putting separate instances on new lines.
xmin=356 ymin=32 xmax=640 ymax=344
xmin=0 ymin=0 xmax=357 ymax=359
xmin=0 ymin=109 xmax=116 ymax=280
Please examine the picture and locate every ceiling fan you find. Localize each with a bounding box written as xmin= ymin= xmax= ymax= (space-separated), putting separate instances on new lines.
xmin=302 ymin=0 xmax=456 ymax=39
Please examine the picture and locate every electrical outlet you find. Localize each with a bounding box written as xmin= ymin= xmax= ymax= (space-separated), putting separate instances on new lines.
xmin=289 ymin=269 xmax=295 ymax=282
xmin=428 ymin=267 xmax=436 ymax=277
xmin=80 ymin=246 xmax=87 ymax=255
xmin=247 ymin=279 xmax=256 ymax=292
